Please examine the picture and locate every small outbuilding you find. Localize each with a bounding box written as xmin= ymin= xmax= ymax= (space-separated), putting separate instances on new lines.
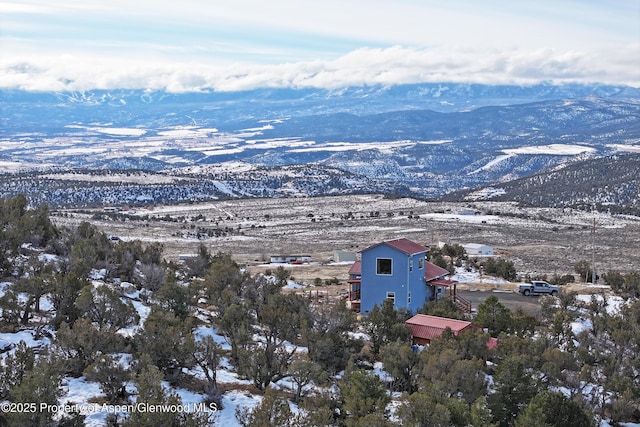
xmin=269 ymin=255 xmax=312 ymax=264
xmin=333 ymin=249 xmax=358 ymax=263
xmin=405 ymin=314 xmax=483 ymax=346
xmin=462 ymin=243 xmax=494 ymax=256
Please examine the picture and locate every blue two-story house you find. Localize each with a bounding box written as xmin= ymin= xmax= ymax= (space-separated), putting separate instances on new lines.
xmin=350 ymin=238 xmax=463 ymax=314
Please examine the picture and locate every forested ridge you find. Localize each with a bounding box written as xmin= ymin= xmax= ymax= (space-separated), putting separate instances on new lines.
xmin=0 ymin=195 xmax=639 ymax=426
xmin=451 ymin=153 xmax=640 ymax=215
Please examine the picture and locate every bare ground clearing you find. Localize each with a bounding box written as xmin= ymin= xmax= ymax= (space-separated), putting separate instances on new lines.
xmin=52 ymin=195 xmax=640 ymax=284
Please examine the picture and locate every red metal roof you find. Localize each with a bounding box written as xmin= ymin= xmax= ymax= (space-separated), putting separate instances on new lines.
xmin=405 ymin=314 xmax=479 ymax=341
xmin=348 ymin=260 xmax=361 ymax=275
xmin=429 ymin=278 xmax=457 ymax=286
xmin=363 ymin=238 xmax=428 ymax=256
xmin=424 ymin=262 xmax=450 ymax=281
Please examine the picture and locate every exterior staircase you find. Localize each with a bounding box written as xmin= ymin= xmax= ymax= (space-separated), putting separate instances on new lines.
xmin=453 ymin=293 xmax=472 ymax=313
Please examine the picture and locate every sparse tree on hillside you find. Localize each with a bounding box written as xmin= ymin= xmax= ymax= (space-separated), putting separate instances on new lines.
xmin=123 ymin=355 xmax=213 ymax=427
xmin=421 ymin=296 xmax=466 ymax=319
xmin=135 ymin=307 xmax=195 ymax=382
xmin=516 ymin=391 xmax=595 ymax=427
xmin=185 ymin=243 xmax=213 ymax=277
xmin=53 ymin=317 xmax=114 ymax=376
xmin=483 ymin=258 xmax=517 ymax=281
xmin=156 ymin=273 xmax=193 ymax=320
xmin=112 ymin=240 xmax=144 ymax=282
xmin=75 ymin=284 xmax=139 ymax=333
xmin=202 ymin=252 xmax=247 ymax=314
xmin=0 ymin=340 xmax=35 ymax=399
xmin=305 ymin=300 xmax=362 ymax=375
xmin=574 ymin=260 xmax=592 ymax=283
xmin=136 ymin=262 xmax=166 ymax=291
xmin=341 ymin=369 xmax=390 ymax=425
xmin=381 ymin=340 xmax=421 ymax=393
xmin=487 ymin=355 xmax=539 ymax=427
xmin=241 ymin=293 xmax=310 ymax=390
xmin=602 ymin=271 xmax=625 ymax=292
xmin=216 ymin=302 xmax=252 ymax=367
xmin=287 ymin=354 xmax=326 ymax=403
xmin=192 ymin=336 xmax=224 ymax=408
xmin=4 ymin=353 xmax=69 ymax=427
xmin=84 ymin=354 xmax=130 ymax=404
xmin=474 ymin=295 xmax=513 ymax=336
xmin=442 ymin=243 xmax=466 ymax=265
xmin=396 ymin=389 xmax=456 ymax=427
xmin=362 ymin=299 xmax=411 ymax=356
xmin=236 ymin=388 xmax=298 ymax=427
xmin=50 ymin=269 xmax=89 ymax=329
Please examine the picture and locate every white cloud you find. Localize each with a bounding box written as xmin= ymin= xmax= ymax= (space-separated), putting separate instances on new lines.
xmin=1 ymin=44 xmax=638 ymax=92
xmin=1 ymin=0 xmax=638 ymax=92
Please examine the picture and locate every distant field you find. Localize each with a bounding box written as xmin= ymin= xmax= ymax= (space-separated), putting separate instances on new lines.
xmin=51 ymin=195 xmax=640 ymax=282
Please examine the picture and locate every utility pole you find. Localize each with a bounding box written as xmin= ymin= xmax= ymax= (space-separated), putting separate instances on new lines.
xmin=591 ymin=217 xmax=597 ymax=284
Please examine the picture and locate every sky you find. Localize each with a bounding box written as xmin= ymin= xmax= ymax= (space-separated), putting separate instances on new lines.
xmin=1 ymin=0 xmax=639 ymax=92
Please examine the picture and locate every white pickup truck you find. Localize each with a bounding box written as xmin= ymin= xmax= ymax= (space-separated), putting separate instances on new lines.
xmin=519 ymin=280 xmax=559 ymax=296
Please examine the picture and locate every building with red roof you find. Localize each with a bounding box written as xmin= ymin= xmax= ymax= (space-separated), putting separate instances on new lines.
xmin=406 ymin=314 xmax=498 ymax=351
xmin=405 ymin=314 xmax=482 ymax=345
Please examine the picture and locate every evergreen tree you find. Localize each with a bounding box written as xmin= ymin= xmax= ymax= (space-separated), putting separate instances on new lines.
xmin=475 ymin=295 xmax=513 ymax=335
xmin=123 ymin=356 xmax=213 ymax=427
xmin=84 ymin=354 xmax=130 ymax=403
xmin=75 ymin=284 xmax=139 ymax=333
xmin=362 ymin=299 xmax=411 ymax=355
xmin=516 ymin=391 xmax=595 ymax=427
xmin=135 ymin=307 xmax=195 ymax=381
xmin=487 ymin=355 xmax=539 ymax=427
xmin=192 ymin=336 xmax=224 ymax=408
xmin=236 ymin=388 xmax=298 ymax=427
xmin=341 ymin=369 xmax=390 ymax=425
xmin=4 ymin=353 xmax=64 ymax=427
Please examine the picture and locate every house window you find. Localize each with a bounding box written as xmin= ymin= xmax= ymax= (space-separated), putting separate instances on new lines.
xmin=409 ymin=260 xmax=413 ymax=272
xmin=376 ymin=258 xmax=393 ymax=275
xmin=386 ymin=292 xmax=395 ymax=304
xmin=419 ymin=258 xmax=424 ymax=269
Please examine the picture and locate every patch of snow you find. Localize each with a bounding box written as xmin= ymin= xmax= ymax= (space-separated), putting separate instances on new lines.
xmin=216 ymin=390 xmax=261 ymax=427
xmin=0 ymin=330 xmax=50 ymax=352
xmin=193 ymin=326 xmax=232 ymax=351
xmin=65 ymin=125 xmax=147 ymax=137
xmin=469 ymin=154 xmax=515 ymax=174
xmin=285 ymin=280 xmax=304 ymax=289
xmin=38 ymin=253 xmax=60 ymax=264
xmin=576 ymin=294 xmax=627 ymax=315
xmin=452 ymin=267 xmax=509 ymax=285
xmin=465 ymin=186 xmax=507 ymax=200
xmin=571 ymin=318 xmax=593 ymax=335
xmin=607 ymin=144 xmax=640 ymax=153
xmin=117 ymin=299 xmax=151 ymax=337
xmin=372 ymin=362 xmax=393 ymax=383
xmin=502 ymin=144 xmax=596 ymax=156
xmin=58 ymin=377 xmax=105 ymax=427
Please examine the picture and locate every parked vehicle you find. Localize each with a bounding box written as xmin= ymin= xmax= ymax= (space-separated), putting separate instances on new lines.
xmin=519 ymin=280 xmax=559 ymax=296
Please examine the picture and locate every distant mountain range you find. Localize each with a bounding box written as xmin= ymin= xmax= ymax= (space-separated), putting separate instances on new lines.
xmin=1 ymin=83 xmax=639 ymax=209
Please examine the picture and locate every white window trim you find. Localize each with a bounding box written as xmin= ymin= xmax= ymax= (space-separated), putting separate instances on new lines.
xmin=376 ymin=258 xmax=393 ymax=275
xmin=386 ymin=292 xmax=396 ymax=304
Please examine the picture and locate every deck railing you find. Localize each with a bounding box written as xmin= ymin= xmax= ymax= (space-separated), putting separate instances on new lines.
xmin=454 ymin=293 xmax=472 ymax=313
